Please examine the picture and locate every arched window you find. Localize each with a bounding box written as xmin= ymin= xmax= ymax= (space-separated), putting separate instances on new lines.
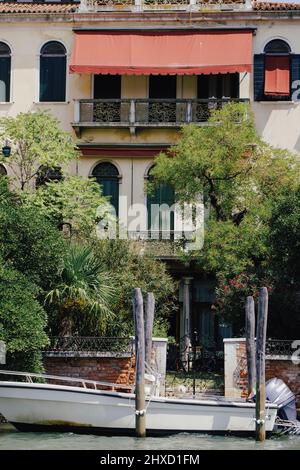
xmin=36 ymin=166 xmax=63 ymax=188
xmin=0 ymin=164 xmax=7 ymax=177
xmin=147 ymin=167 xmax=175 ymax=235
xmin=254 ymin=39 xmax=292 ymax=101
xmin=92 ymin=162 xmax=119 ymax=215
xmin=264 ymin=39 xmax=291 ymax=54
xmin=40 ymin=41 xmax=66 ymax=102
xmin=0 ymin=42 xmax=11 ymax=102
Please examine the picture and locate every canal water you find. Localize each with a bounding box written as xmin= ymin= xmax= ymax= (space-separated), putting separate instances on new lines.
xmin=0 ymin=425 xmax=299 ymax=450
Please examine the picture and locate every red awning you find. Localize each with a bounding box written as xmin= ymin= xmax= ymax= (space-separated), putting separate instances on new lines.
xmin=264 ymin=55 xmax=290 ymax=96
xmin=70 ymin=30 xmax=253 ymax=75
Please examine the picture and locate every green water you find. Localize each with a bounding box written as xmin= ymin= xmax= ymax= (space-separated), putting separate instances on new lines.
xmin=0 ymin=424 xmax=299 ymax=450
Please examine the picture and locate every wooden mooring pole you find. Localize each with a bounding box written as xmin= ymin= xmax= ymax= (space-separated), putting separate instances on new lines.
xmin=133 ymin=288 xmax=146 ymax=438
xmin=144 ymin=292 xmax=155 ymax=368
xmin=255 ymin=287 xmax=268 ymax=442
xmin=245 ymin=296 xmax=256 ymax=398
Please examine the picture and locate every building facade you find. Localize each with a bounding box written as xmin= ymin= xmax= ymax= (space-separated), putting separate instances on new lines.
xmin=0 ymin=0 xmax=300 ymax=349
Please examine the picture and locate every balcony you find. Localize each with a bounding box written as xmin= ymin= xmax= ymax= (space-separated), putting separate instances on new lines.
xmin=73 ymin=98 xmax=249 ymax=135
xmin=127 ymin=230 xmax=196 ymax=258
xmin=79 ymin=0 xmax=246 ymax=13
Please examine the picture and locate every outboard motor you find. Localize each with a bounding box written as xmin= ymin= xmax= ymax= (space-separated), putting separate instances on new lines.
xmin=266 ymin=378 xmax=300 ymax=434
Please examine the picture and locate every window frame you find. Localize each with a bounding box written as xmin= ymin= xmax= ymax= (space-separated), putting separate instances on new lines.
xmin=91 ymin=161 xmax=120 ymax=216
xmin=0 ymin=41 xmax=12 ymax=103
xmin=256 ymin=39 xmax=292 ymax=102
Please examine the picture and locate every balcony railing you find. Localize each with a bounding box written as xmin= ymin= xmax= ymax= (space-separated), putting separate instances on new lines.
xmin=128 ymin=230 xmax=196 ymax=257
xmin=80 ymin=0 xmax=246 ymax=12
xmin=73 ymin=98 xmax=249 ymax=129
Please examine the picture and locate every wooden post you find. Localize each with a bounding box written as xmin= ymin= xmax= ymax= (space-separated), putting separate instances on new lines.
xmin=144 ymin=292 xmax=155 ymax=368
xmin=255 ymin=287 xmax=268 ymax=442
xmin=133 ymin=288 xmax=146 ymax=438
xmin=245 ymin=296 xmax=256 ymax=398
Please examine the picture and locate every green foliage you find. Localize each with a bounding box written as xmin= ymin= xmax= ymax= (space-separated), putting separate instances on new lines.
xmin=93 ymin=240 xmax=178 ymax=337
xmin=0 ymin=179 xmax=65 ymax=290
xmin=151 ymin=103 xmax=300 ymax=334
xmin=268 ymin=187 xmax=300 ymax=285
xmin=0 ymin=111 xmax=77 ymax=190
xmin=47 ymin=244 xmax=116 ymax=336
xmin=22 ymin=176 xmax=112 ymax=240
xmin=152 ymin=103 xmax=298 ymax=224
xmin=0 ymin=260 xmax=48 ymax=372
xmin=266 ymin=187 xmax=300 ymax=337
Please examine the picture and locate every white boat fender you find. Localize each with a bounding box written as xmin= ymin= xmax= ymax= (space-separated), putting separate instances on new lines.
xmin=135 ymin=409 xmax=146 ymax=416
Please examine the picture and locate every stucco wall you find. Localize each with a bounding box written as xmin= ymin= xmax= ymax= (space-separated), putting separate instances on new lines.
xmin=1 ymin=16 xmax=300 ymax=215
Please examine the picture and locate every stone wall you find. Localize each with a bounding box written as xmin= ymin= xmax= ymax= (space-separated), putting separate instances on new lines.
xmin=224 ymin=338 xmax=300 ymax=406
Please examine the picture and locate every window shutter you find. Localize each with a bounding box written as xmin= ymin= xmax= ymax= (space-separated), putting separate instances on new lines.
xmin=40 ymin=56 xmax=66 ymax=102
xmin=291 ymin=54 xmax=300 ymax=101
xmin=0 ymin=57 xmax=11 ymax=102
xmin=253 ymin=54 xmax=265 ymax=101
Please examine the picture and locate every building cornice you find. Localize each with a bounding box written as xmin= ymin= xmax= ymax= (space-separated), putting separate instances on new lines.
xmin=1 ymin=10 xmax=300 ymax=24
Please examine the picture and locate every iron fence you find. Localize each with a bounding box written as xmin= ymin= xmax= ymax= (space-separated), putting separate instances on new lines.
xmin=45 ymin=336 xmax=133 ymax=354
xmin=266 ymin=339 xmax=297 ymax=357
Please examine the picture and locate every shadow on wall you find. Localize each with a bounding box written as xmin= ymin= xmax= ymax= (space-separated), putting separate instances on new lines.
xmin=253 ymin=102 xmax=300 ymax=153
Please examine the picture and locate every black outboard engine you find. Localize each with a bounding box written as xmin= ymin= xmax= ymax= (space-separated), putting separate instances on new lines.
xmin=266 ymin=378 xmax=300 ymax=434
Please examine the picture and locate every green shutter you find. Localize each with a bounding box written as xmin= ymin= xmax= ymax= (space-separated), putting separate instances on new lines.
xmin=40 ymin=56 xmax=66 ymax=102
xmin=253 ymin=54 xmax=265 ymax=101
xmin=147 ymin=183 xmax=175 ymax=232
xmin=98 ymin=178 xmax=119 ymax=217
xmin=291 ymin=54 xmax=300 ymax=101
xmin=0 ymin=57 xmax=10 ymax=102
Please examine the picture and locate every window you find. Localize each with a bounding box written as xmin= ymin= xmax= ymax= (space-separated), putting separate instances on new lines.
xmin=40 ymin=41 xmax=66 ymax=102
xmin=254 ymin=39 xmax=300 ymax=101
xmin=93 ymin=75 xmax=121 ymax=122
xmin=36 ymin=166 xmax=63 ymax=188
xmin=147 ymin=167 xmax=175 ymax=235
xmin=197 ymin=73 xmax=239 ymax=100
xmin=148 ymin=75 xmax=177 ymax=122
xmin=0 ymin=42 xmax=11 ymax=102
xmin=92 ymin=162 xmax=119 ymax=215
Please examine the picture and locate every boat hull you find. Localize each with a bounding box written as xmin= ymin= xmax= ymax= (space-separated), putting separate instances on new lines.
xmin=0 ymin=382 xmax=277 ymax=435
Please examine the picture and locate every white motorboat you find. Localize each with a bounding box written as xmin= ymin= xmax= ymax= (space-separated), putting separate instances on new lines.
xmin=0 ymin=370 xmax=278 ymax=435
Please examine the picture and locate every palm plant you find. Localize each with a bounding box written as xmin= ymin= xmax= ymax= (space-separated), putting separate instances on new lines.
xmin=46 ymin=244 xmax=116 ymax=336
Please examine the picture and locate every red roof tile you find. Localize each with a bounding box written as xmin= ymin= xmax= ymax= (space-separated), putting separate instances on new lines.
xmin=0 ymin=2 xmax=79 ymax=14
xmin=253 ymin=1 xmax=300 ymax=10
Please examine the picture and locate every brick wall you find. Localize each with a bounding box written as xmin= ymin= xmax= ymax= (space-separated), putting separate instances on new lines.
xmin=43 ymin=355 xmax=135 ymax=389
xmin=224 ymin=338 xmax=300 ymax=406
xmin=43 ymin=338 xmax=168 ymax=392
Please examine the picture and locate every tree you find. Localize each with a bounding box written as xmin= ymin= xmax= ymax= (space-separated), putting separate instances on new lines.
xmin=22 ymin=176 xmax=112 ymax=240
xmin=46 ymin=244 xmax=116 ymax=336
xmin=151 ymin=103 xmax=300 ymax=333
xmin=0 ymin=179 xmax=66 ymax=291
xmin=0 ymin=260 xmax=48 ymax=372
xmin=151 ymin=103 xmax=298 ymax=225
xmin=266 ymin=187 xmax=300 ymax=338
xmin=0 ymin=111 xmax=77 ymax=190
xmin=93 ymin=240 xmax=178 ymax=337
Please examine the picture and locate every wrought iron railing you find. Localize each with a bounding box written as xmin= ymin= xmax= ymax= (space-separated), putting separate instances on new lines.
xmin=266 ymin=340 xmax=298 ymax=357
xmin=45 ymin=336 xmax=133 ymax=354
xmin=128 ymin=230 xmax=196 ymax=256
xmin=74 ymin=98 xmax=249 ymax=127
xmin=80 ymin=0 xmax=245 ymax=12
